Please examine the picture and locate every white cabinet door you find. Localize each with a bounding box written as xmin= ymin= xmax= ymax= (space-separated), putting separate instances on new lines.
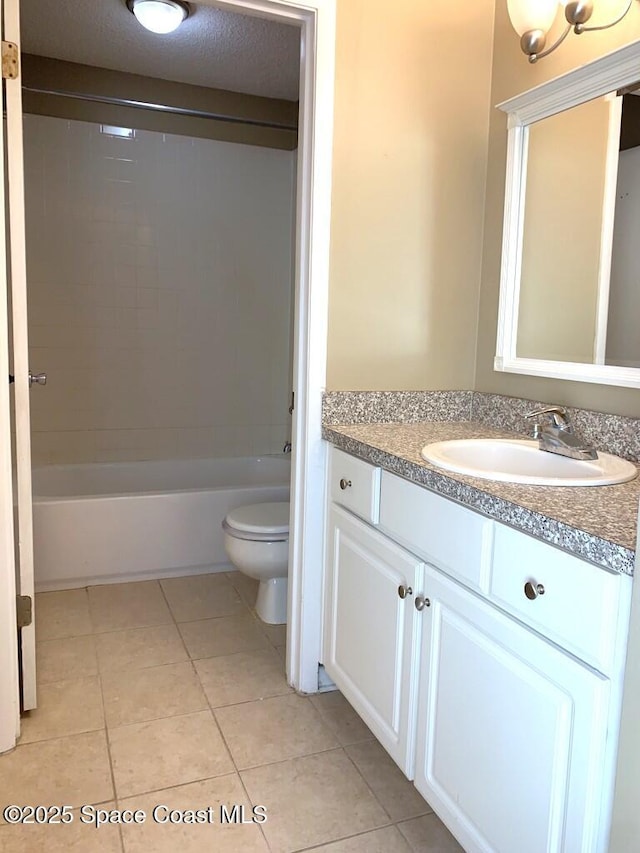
xmin=414 ymin=568 xmax=611 ymax=853
xmin=324 ymin=505 xmax=424 ymax=776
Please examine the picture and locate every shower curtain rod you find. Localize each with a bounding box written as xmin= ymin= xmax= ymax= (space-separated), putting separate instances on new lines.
xmin=21 ymin=85 xmax=299 ymax=132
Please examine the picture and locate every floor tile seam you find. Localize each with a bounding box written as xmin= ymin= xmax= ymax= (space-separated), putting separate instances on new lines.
xmin=154 ymin=576 xmax=182 ymax=627
xmin=105 ymin=705 xmax=211 ymax=733
xmin=233 ymin=740 xmax=348 ymax=773
xmin=34 ymin=630 xmax=95 ymax=642
xmin=81 ymin=622 xmax=185 ymax=640
xmin=340 ymin=745 xmax=395 ymax=826
xmin=249 ymin=608 xmax=287 ymax=652
xmin=208 ymin=690 xmax=326 ymax=725
xmin=311 ymin=709 xmax=377 ymax=749
xmin=200 ymin=679 xmax=248 ymax=778
xmin=191 ymin=640 xmax=287 ymax=671
xmin=191 ymin=675 xmax=293 ymax=711
xmin=291 ymin=820 xmax=401 ymax=853
xmin=98 ymin=665 xmax=121 ymax=814
xmin=395 ymin=812 xmax=435 ymax=837
xmin=342 ymin=747 xmax=435 ymax=824
xmin=89 ymin=618 xmax=176 ymax=635
xmin=236 ymin=744 xmax=348 ymax=778
xmin=99 ymin=656 xmax=198 ymax=677
xmin=114 ymin=768 xmax=243 ymax=804
xmin=26 ymin=671 xmax=102 ymax=690
xmin=223 ymin=572 xmax=258 ymax=606
xmin=234 ymin=759 xmax=273 ymax=852
xmin=161 ymin=607 xmax=252 ymax=624
xmin=96 ymin=654 xmax=192 ymax=677
xmin=173 ymin=607 xmax=256 ymax=629
xmin=179 ymin=639 xmax=271 ymax=664
xmin=16 ymin=720 xmax=108 ymax=748
xmin=201 ymin=685 xmax=295 ymax=713
xmin=9 ymin=727 xmax=111 ymax=754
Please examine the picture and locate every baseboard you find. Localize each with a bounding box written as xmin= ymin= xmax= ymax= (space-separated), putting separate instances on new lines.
xmin=34 ymin=562 xmax=234 ymax=592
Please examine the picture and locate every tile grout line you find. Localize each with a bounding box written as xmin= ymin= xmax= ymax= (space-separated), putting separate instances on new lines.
xmin=292 ymin=821 xmax=402 ymax=853
xmin=340 ymin=744 xmax=396 ymax=827
xmin=24 ymin=576 xmax=442 ymax=853
xmin=95 ymin=653 xmax=124 ymax=851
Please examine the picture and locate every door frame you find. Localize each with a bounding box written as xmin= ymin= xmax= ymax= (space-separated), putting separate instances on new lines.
xmin=210 ymin=0 xmax=335 ymax=693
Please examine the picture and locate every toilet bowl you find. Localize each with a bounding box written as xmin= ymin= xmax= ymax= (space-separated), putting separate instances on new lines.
xmin=222 ymin=501 xmax=289 ymax=624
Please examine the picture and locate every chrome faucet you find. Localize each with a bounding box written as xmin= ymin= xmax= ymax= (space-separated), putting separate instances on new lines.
xmin=524 ymin=406 xmax=598 ymax=461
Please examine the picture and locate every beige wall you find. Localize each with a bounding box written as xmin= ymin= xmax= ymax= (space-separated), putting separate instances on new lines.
xmin=326 ymin=0 xmax=495 ymax=390
xmin=475 ymin=2 xmax=640 ymax=416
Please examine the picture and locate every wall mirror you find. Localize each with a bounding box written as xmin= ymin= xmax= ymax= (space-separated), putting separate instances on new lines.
xmin=495 ymin=41 xmax=640 ymax=388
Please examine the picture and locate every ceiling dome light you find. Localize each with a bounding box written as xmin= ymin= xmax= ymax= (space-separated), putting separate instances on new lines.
xmin=126 ymin=0 xmax=190 ymax=34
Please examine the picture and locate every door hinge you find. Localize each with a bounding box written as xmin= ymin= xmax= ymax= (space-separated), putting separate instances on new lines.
xmin=16 ymin=595 xmax=32 ymax=629
xmin=2 ymin=41 xmax=19 ymax=79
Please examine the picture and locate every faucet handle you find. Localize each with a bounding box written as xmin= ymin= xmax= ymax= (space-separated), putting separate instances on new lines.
xmin=524 ymin=406 xmax=572 ymax=431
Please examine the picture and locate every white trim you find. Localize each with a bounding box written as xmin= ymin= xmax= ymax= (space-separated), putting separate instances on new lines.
xmin=0 ymin=0 xmax=21 ymax=753
xmin=593 ymin=94 xmax=623 ymax=365
xmin=493 ymin=354 xmax=640 ymax=389
xmin=196 ymin=0 xmax=335 ymax=693
xmin=497 ymin=41 xmax=640 ymax=125
xmin=495 ymin=40 xmax=640 ymax=389
xmin=6 ymin=0 xmax=37 ymax=711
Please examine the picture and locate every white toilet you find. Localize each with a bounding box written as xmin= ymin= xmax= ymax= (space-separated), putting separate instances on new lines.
xmin=222 ymin=501 xmax=290 ymax=624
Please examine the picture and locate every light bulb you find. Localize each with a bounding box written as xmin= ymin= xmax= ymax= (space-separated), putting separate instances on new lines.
xmin=507 ymin=0 xmax=560 ymax=36
xmin=130 ymin=0 xmax=188 ymax=34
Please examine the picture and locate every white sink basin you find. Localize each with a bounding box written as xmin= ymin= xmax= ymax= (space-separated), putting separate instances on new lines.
xmin=420 ymin=439 xmax=638 ymax=486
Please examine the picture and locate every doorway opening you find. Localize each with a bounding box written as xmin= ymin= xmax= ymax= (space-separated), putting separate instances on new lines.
xmin=0 ymin=0 xmax=335 ymax=752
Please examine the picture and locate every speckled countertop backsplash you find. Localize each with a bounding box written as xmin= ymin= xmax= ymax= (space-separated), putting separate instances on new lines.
xmin=323 ymin=391 xmax=640 ymax=462
xmin=322 ymin=392 xmax=640 ymax=575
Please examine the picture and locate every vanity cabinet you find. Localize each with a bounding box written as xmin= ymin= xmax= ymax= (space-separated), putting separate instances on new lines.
xmin=414 ymin=566 xmax=611 ymax=853
xmin=323 ymin=446 xmax=632 ymax=853
xmin=324 ymin=505 xmax=423 ymax=774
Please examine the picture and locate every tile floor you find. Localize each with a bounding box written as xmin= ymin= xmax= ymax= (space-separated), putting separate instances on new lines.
xmin=0 ymin=572 xmax=463 ymax=853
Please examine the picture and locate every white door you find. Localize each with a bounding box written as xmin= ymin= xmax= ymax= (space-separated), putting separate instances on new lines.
xmin=414 ymin=567 xmax=611 ymax=853
xmin=4 ymin=0 xmax=37 ymax=711
xmin=323 ymin=505 xmax=424 ymax=775
xmin=0 ymin=3 xmax=21 ymax=753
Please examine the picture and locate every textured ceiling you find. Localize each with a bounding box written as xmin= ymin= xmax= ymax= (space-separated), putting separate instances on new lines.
xmin=20 ymin=0 xmax=301 ymax=101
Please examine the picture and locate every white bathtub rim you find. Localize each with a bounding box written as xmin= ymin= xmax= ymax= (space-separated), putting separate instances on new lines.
xmin=33 ymin=482 xmax=285 ymax=503
xmin=32 ymin=454 xmax=291 ymax=501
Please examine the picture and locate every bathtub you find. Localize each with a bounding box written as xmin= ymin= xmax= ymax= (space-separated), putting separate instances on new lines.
xmin=32 ymin=456 xmax=291 ymax=592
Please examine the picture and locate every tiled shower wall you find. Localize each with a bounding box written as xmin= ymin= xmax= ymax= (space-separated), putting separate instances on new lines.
xmin=24 ymin=115 xmax=295 ymax=465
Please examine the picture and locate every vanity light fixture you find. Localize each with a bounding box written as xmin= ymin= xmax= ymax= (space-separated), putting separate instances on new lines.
xmin=507 ymin=0 xmax=638 ymax=62
xmin=126 ymin=0 xmax=190 ymax=34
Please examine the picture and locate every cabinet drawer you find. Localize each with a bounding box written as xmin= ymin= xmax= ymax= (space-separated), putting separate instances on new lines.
xmin=378 ymin=471 xmax=494 ymax=592
xmin=329 ymin=447 xmax=381 ymax=524
xmin=490 ymin=524 xmax=624 ymax=673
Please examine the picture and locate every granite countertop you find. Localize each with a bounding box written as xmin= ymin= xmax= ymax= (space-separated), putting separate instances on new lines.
xmin=322 ymin=421 xmax=640 ymax=576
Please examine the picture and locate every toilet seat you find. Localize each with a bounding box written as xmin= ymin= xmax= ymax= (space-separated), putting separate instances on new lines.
xmin=223 ymin=501 xmax=289 ymax=542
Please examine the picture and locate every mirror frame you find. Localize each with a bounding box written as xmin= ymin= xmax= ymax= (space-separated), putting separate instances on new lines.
xmin=495 ymin=40 xmax=640 ymax=389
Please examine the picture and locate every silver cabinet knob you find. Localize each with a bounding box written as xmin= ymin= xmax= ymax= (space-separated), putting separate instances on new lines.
xmin=397 ymin=585 xmax=413 ymax=599
xmin=415 ymin=595 xmax=431 ymax=611
xmin=339 ymin=478 xmax=352 ymax=490
xmin=524 ymin=581 xmax=545 ymax=600
xmin=29 ymin=371 xmax=47 ymax=386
